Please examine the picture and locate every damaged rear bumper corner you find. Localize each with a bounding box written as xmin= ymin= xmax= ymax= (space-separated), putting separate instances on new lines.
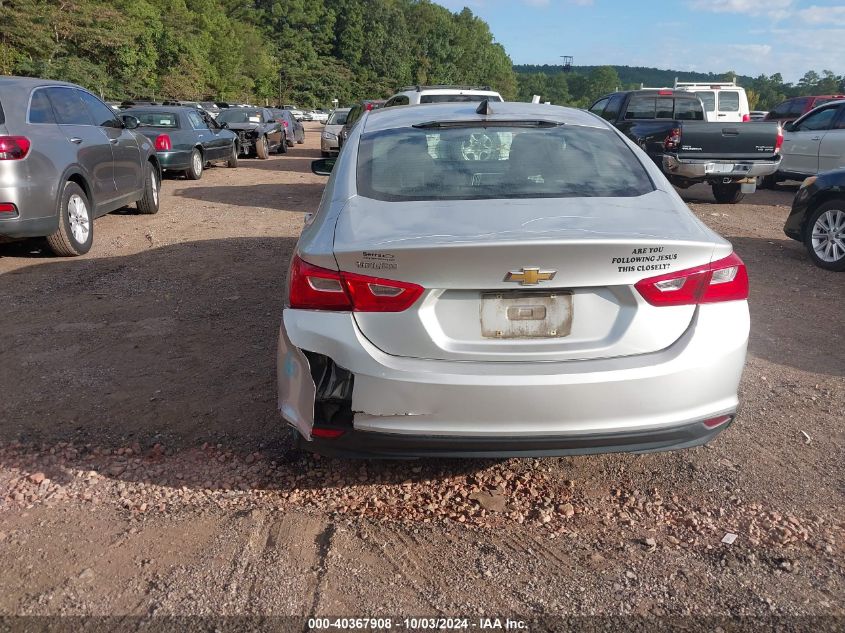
xmin=277 ymin=323 xmax=316 ymax=439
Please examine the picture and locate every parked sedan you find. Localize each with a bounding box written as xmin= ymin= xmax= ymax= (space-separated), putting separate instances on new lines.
xmin=122 ymin=107 xmax=239 ymax=180
xmin=278 ymin=102 xmax=750 ymax=457
xmin=320 ymin=107 xmax=349 ymax=156
xmin=215 ymin=107 xmax=284 ymax=159
xmin=784 ymin=169 xmax=845 ymax=271
xmin=269 ymin=109 xmax=305 ymax=149
xmin=0 ymin=76 xmax=160 ymax=256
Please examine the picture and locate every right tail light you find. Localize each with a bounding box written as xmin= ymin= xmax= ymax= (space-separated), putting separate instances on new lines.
xmin=0 ymin=136 xmax=31 ymax=160
xmin=635 ymin=252 xmax=749 ymax=306
xmin=154 ymin=134 xmax=172 ymax=151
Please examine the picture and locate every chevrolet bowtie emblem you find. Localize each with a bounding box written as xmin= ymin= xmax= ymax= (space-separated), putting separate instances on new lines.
xmin=504 ymin=267 xmax=557 ymax=285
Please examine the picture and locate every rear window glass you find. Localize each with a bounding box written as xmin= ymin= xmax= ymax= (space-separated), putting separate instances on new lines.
xmin=625 ymin=96 xmax=655 ymax=119
xmin=28 ymin=90 xmax=55 ymax=123
xmin=328 ymin=110 xmax=349 ymax=125
xmin=420 ymin=94 xmax=501 ymax=104
xmin=698 ymin=91 xmax=716 ymax=112
xmin=131 ymin=112 xmax=178 ymax=127
xmin=718 ymin=91 xmax=740 ymax=112
xmin=357 ymin=125 xmax=654 ymax=202
xmin=625 ymin=96 xmax=703 ymax=121
xmin=674 ymin=98 xmax=705 ymax=121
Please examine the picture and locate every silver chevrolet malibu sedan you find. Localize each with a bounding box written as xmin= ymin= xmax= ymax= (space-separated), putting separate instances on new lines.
xmin=277 ymin=101 xmax=750 ymax=457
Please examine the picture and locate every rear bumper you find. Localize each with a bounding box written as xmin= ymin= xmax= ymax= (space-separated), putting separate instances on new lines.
xmin=156 ymin=150 xmax=193 ymax=171
xmin=301 ymin=417 xmax=733 ymax=458
xmin=277 ymin=301 xmax=749 ymax=456
xmin=321 ymin=138 xmax=339 ymax=152
xmin=0 ymin=214 xmax=58 ymax=238
xmin=663 ymin=155 xmax=781 ymax=179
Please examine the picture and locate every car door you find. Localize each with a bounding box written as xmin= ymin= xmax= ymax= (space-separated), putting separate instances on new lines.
xmin=78 ymin=90 xmax=141 ymax=201
xmin=818 ymin=105 xmax=845 ymax=173
xmin=265 ymin=109 xmax=283 ymax=147
xmin=782 ymin=105 xmax=841 ymax=175
xmin=186 ymin=110 xmax=217 ymax=159
xmin=203 ymin=112 xmax=232 ymax=158
xmin=44 ymin=86 xmax=116 ymax=207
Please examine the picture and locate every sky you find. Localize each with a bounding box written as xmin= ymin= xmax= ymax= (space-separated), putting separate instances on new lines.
xmin=433 ymin=0 xmax=845 ymax=82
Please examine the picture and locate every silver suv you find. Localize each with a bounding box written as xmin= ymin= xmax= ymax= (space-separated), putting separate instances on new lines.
xmin=0 ymin=77 xmax=161 ymax=256
xmin=383 ymin=85 xmax=503 ymax=108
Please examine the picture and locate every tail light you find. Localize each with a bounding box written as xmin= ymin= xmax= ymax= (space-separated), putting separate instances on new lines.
xmin=311 ymin=428 xmax=346 ymax=439
xmin=282 ymin=120 xmax=289 ymax=128
xmin=0 ymin=136 xmax=31 ymax=160
xmin=741 ymin=114 xmax=750 ymax=122
xmin=289 ymin=254 xmax=424 ymax=312
xmin=703 ymin=415 xmax=732 ymax=429
xmin=0 ymin=203 xmax=18 ymax=214
xmin=664 ymin=127 xmax=681 ymax=151
xmin=657 ymin=89 xmax=673 ymax=96
xmin=154 ymin=134 xmax=172 ymax=151
xmin=635 ymin=252 xmax=748 ymax=306
xmin=774 ymin=125 xmax=784 ymax=153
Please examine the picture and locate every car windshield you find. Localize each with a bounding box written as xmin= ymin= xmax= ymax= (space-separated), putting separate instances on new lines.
xmin=131 ymin=112 xmax=178 ymax=128
xmin=357 ymin=124 xmax=654 ymax=201
xmin=328 ymin=110 xmax=349 ymax=125
xmin=420 ymin=94 xmax=502 ymax=104
xmin=217 ymin=109 xmax=262 ymax=124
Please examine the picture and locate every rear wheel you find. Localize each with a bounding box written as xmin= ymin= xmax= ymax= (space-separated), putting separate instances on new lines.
xmin=277 ymin=136 xmax=288 ymax=154
xmin=804 ymin=201 xmax=845 ymax=271
xmin=758 ymin=174 xmax=778 ymax=189
xmin=712 ymin=182 xmax=744 ymax=204
xmin=136 ymin=162 xmax=160 ymax=215
xmin=47 ymin=182 xmax=93 ymax=256
xmin=296 ymin=130 xmax=304 ymax=145
xmin=226 ymin=142 xmax=239 ymax=168
xmin=256 ymin=135 xmax=270 ymax=159
xmin=185 ymin=148 xmax=203 ymax=180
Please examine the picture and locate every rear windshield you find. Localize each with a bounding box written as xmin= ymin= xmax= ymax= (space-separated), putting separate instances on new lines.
xmin=132 ymin=112 xmax=178 ymax=128
xmin=420 ymin=94 xmax=503 ymax=104
xmin=328 ymin=110 xmax=349 ymax=125
xmin=218 ymin=109 xmax=262 ymax=124
xmin=357 ymin=125 xmax=654 ymax=201
xmin=625 ymin=96 xmax=704 ymax=121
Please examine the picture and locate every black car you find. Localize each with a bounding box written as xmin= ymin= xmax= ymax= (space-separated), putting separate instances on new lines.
xmin=784 ymin=169 xmax=845 ymax=271
xmin=338 ymin=99 xmax=386 ymax=150
xmin=215 ymin=107 xmax=284 ymax=159
xmin=269 ymin=108 xmax=305 ymax=149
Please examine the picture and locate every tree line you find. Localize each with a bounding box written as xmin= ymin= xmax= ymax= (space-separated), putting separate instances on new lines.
xmin=515 ymin=65 xmax=845 ymax=111
xmin=0 ymin=0 xmax=516 ymax=106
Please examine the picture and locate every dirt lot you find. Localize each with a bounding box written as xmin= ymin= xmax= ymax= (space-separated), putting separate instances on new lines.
xmin=0 ymin=124 xmax=843 ymax=628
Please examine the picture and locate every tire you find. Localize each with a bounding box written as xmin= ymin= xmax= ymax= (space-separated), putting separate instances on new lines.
xmin=712 ymin=182 xmax=745 ymax=204
xmin=185 ymin=148 xmax=203 ymax=180
xmin=803 ymin=201 xmax=845 ymax=271
xmin=296 ymin=132 xmax=304 ymax=145
xmin=136 ymin=161 xmax=160 ymax=215
xmin=277 ymin=136 xmax=288 ymax=154
xmin=321 ymin=150 xmax=330 ymax=157
xmin=256 ymin=135 xmax=270 ymax=159
xmin=226 ymin=142 xmax=239 ymax=168
xmin=758 ymin=174 xmax=778 ymax=189
xmin=46 ymin=181 xmax=93 ymax=256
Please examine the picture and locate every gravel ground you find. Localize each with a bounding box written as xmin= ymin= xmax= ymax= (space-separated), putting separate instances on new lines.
xmin=0 ymin=124 xmax=843 ymax=628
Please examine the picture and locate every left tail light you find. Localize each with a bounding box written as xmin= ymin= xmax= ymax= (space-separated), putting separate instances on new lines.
xmin=0 ymin=136 xmax=31 ymax=160
xmin=635 ymin=252 xmax=749 ymax=306
xmin=774 ymin=125 xmax=784 ymax=154
xmin=664 ymin=127 xmax=681 ymax=151
xmin=289 ymin=254 xmax=423 ymax=312
xmin=741 ymin=114 xmax=751 ymax=122
xmin=154 ymin=134 xmax=172 ymax=151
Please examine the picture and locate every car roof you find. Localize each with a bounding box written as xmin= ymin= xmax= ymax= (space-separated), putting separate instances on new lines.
xmin=0 ymin=76 xmax=80 ymax=90
xmin=361 ymin=101 xmax=609 ymax=133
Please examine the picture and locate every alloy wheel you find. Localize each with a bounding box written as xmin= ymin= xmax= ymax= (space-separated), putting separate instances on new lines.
xmin=811 ymin=208 xmax=845 ymax=263
xmin=68 ymin=194 xmax=90 ymax=244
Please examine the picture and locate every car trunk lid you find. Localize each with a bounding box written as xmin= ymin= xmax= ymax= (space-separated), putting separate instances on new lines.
xmin=333 ymin=191 xmax=726 ymax=362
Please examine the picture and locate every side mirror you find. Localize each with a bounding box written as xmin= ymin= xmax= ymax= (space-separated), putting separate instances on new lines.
xmin=311 ymin=157 xmax=336 ymax=176
xmin=783 ymin=121 xmax=796 ymax=132
xmin=219 ymin=121 xmax=228 ymax=129
xmin=121 ymin=115 xmax=140 ymax=130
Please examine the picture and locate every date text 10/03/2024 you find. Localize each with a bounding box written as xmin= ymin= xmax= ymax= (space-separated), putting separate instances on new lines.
xmin=307 ymin=617 xmax=528 ymax=630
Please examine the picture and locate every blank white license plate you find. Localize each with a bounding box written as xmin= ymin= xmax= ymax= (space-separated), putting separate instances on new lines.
xmin=705 ymin=163 xmax=736 ymax=174
xmin=480 ymin=291 xmax=573 ymax=338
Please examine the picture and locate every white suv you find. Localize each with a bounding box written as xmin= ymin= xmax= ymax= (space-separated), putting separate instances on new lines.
xmin=383 ymin=85 xmax=503 ymax=108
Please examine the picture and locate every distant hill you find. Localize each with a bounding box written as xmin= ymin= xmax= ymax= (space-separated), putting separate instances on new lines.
xmin=513 ymin=64 xmax=756 ymax=87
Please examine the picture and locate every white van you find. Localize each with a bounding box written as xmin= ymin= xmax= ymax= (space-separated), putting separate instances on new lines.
xmin=673 ymin=80 xmax=750 ymax=123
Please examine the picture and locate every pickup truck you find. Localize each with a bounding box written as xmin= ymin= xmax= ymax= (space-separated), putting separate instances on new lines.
xmin=589 ymin=89 xmax=783 ymax=203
